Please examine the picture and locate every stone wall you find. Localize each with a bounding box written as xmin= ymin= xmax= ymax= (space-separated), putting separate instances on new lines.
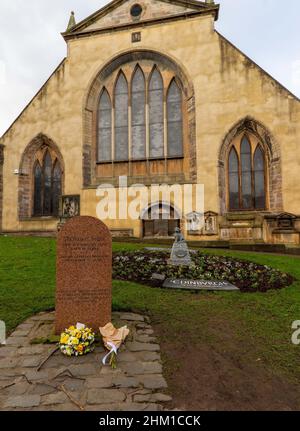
xmin=0 ymin=11 xmax=300 ymax=240
xmin=80 ymin=0 xmax=200 ymax=33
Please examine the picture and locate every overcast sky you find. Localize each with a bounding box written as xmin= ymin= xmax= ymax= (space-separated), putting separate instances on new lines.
xmin=0 ymin=0 xmax=299 ymax=136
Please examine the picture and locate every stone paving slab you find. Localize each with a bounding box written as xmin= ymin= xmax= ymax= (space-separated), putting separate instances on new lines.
xmin=0 ymin=312 xmax=171 ymax=411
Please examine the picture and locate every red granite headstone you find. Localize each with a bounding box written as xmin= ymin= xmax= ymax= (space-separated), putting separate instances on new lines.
xmin=55 ymin=216 xmax=112 ymax=334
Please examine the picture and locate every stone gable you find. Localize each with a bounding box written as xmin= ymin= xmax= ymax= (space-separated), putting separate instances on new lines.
xmin=84 ymin=0 xmax=196 ymax=32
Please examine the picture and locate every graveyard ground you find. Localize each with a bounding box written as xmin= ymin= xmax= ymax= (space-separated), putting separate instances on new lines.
xmin=1 ymin=236 xmax=300 ymax=410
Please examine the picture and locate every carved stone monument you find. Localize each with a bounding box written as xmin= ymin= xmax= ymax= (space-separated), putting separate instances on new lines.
xmin=204 ymin=211 xmax=218 ymax=235
xmin=186 ymin=211 xmax=203 ymax=235
xmin=57 ymin=195 xmax=81 ymax=232
xmin=55 ymin=216 xmax=112 ymax=334
xmin=168 ymin=227 xmax=192 ymax=266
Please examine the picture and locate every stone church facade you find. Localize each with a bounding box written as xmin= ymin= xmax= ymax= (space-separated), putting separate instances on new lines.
xmin=1 ymin=0 xmax=300 ymax=245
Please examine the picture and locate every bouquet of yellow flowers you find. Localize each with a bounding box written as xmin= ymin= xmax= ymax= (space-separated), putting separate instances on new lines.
xmin=59 ymin=323 xmax=95 ymax=356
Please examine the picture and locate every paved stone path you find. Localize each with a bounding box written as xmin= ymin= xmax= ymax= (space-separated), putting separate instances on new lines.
xmin=0 ymin=312 xmax=171 ymax=411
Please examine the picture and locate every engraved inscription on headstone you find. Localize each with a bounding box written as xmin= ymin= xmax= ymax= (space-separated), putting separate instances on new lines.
xmin=55 ymin=216 xmax=112 ymax=334
xmin=163 ymin=278 xmax=239 ymax=291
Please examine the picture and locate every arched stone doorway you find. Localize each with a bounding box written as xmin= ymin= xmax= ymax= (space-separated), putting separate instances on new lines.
xmin=141 ymin=202 xmax=180 ymax=238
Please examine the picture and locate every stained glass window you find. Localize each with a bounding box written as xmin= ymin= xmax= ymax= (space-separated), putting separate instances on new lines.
xmin=33 ymin=150 xmax=62 ymax=217
xmin=229 ymin=147 xmax=240 ymax=210
xmin=254 ymin=146 xmax=266 ymax=209
xmin=167 ymin=80 xmax=183 ymax=157
xmin=114 ymin=72 xmax=128 ymax=161
xmin=33 ymin=162 xmax=42 ymax=216
xmin=97 ymin=65 xmax=185 ymax=162
xmin=149 ymin=68 xmax=164 ymax=158
xmin=43 ymin=151 xmax=52 ymax=215
xmin=228 ymin=137 xmax=266 ymax=211
xmin=131 ymin=66 xmax=146 ymax=159
xmin=241 ymin=137 xmax=252 ymax=209
xmin=98 ymin=89 xmax=112 ymax=162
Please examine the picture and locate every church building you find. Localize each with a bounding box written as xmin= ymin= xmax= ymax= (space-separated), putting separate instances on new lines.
xmin=1 ymin=0 xmax=300 ymax=246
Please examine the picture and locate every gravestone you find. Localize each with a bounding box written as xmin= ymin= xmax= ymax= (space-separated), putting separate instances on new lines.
xmin=55 ymin=216 xmax=112 ymax=334
xmin=167 ymin=228 xmax=192 ymax=266
xmin=163 ymin=278 xmax=239 ymax=292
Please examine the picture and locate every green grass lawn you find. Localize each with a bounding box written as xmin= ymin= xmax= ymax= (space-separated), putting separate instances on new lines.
xmin=0 ymin=236 xmax=300 ymax=383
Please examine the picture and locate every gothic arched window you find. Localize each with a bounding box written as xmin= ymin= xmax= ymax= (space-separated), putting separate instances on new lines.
xmin=43 ymin=151 xmax=52 ymax=215
xmin=114 ymin=72 xmax=129 ymax=161
xmin=33 ymin=149 xmax=62 ymax=217
xmin=98 ymin=89 xmax=112 ymax=162
xmin=228 ymin=147 xmax=239 ymax=210
xmin=167 ymin=79 xmax=183 ymax=157
xmin=228 ymin=135 xmax=266 ymax=211
xmin=131 ymin=66 xmax=146 ymax=159
xmin=241 ymin=137 xmax=252 ymax=209
xmin=253 ymin=145 xmax=266 ymax=209
xmin=33 ymin=162 xmax=42 ymax=216
xmin=97 ymin=64 xmax=185 ymax=163
xmin=149 ymin=67 xmax=164 ymax=158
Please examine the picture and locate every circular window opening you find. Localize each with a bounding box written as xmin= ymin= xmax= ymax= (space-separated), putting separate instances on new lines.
xmin=130 ymin=4 xmax=143 ymax=18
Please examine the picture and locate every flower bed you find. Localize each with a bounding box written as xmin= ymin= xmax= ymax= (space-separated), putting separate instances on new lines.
xmin=113 ymin=250 xmax=294 ymax=293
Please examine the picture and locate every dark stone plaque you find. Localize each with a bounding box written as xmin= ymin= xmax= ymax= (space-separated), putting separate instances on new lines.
xmin=61 ymin=195 xmax=80 ymax=219
xmin=163 ymin=278 xmax=239 ymax=291
xmin=55 ymin=216 xmax=112 ymax=334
